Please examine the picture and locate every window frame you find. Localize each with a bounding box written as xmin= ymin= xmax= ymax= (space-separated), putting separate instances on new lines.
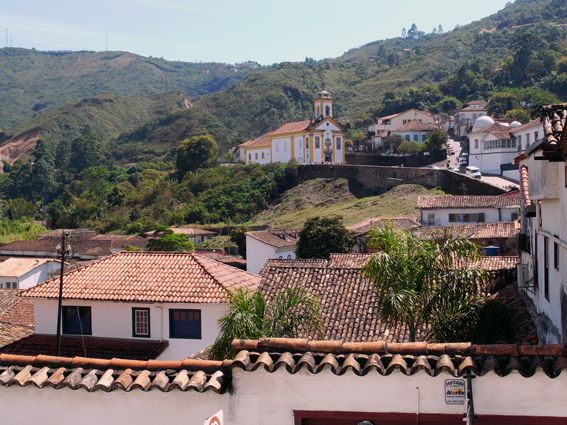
xmin=62 ymin=306 xmax=92 ymax=336
xmin=169 ymin=308 xmax=202 ymax=339
xmin=132 ymin=307 xmax=151 ymax=338
xmin=544 ymin=236 xmax=550 ymax=301
xmin=554 ymin=241 xmax=559 ymax=270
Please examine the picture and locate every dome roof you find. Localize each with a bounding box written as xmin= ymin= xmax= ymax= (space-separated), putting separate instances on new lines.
xmin=509 ymin=121 xmax=522 ymax=128
xmin=318 ymin=89 xmax=332 ymax=98
xmin=473 ymin=115 xmax=495 ymax=130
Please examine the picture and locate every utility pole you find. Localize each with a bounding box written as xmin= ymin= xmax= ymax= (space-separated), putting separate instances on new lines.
xmin=55 ymin=231 xmax=71 ymax=356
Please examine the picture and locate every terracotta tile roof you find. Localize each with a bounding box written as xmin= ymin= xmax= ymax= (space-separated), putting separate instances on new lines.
xmin=90 ymin=234 xmax=148 ymax=250
xmin=0 ymin=323 xmax=33 ymax=348
xmin=0 ymin=290 xmax=34 ymax=328
xmin=170 ymin=227 xmax=217 ymax=237
xmin=453 ymin=256 xmax=518 ymax=272
xmin=509 ymin=118 xmax=542 ymax=133
xmin=328 ymin=253 xmax=373 ymax=269
xmin=259 ymin=260 xmax=413 ymax=342
xmin=539 ymin=104 xmax=567 ymax=159
xmin=0 ymin=238 xmax=112 ymax=259
xmin=0 ymin=335 xmax=169 ymax=360
xmin=20 ymin=252 xmax=260 ymax=303
xmin=493 ymin=285 xmax=537 ymax=345
xmin=230 ymin=338 xmax=567 ymax=378
xmin=519 ymin=166 xmax=531 ymax=208
xmin=391 ymin=122 xmax=439 ymax=132
xmin=246 ymin=230 xmax=297 ymax=249
xmin=239 ymin=133 xmax=270 ymax=148
xmin=482 ymin=122 xmax=513 ymax=140
xmin=459 ymin=106 xmax=487 ymax=112
xmin=0 ymin=353 xmax=228 ymax=392
xmin=41 ymin=229 xmax=97 ymax=239
xmin=417 ymin=195 xmax=520 ymax=209
xmin=416 ymin=222 xmax=519 ymax=240
xmin=347 ymin=217 xmax=420 ymax=235
xmin=0 ymin=258 xmax=56 ymax=278
xmin=270 ymin=120 xmax=312 ymax=135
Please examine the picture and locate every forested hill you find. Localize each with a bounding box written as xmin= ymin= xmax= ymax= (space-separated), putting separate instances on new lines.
xmin=2 ymin=0 xmax=567 ymax=165
xmin=0 ymin=48 xmax=259 ymax=130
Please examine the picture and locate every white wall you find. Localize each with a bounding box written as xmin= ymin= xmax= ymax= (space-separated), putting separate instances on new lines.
xmin=272 ymin=137 xmax=292 ymax=163
xmin=469 ymin=150 xmax=518 ymax=176
xmin=34 ymin=299 xmax=226 ymax=360
xmin=245 ymin=235 xmax=276 ymax=275
xmin=2 ymin=368 xmax=567 ymax=425
xmin=0 ymin=261 xmax=60 ymax=290
xmin=421 ymin=207 xmax=518 ymax=226
xmin=244 ymin=147 xmax=271 ymax=165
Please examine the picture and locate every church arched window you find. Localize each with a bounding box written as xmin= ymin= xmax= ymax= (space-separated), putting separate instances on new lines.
xmin=325 ymin=105 xmax=331 ymax=116
xmin=315 ymin=136 xmax=320 ymax=149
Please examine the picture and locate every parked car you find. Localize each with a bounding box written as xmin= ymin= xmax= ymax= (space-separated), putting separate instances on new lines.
xmin=466 ymin=165 xmax=482 ymax=179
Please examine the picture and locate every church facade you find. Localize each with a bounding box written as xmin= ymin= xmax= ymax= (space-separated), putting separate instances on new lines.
xmin=239 ymin=90 xmax=346 ymax=165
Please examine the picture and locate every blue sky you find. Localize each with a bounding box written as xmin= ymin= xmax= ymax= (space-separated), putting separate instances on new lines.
xmin=2 ymin=0 xmax=512 ymax=64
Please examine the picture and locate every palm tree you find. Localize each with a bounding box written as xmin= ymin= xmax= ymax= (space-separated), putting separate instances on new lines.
xmin=210 ymin=288 xmax=321 ymax=359
xmin=363 ymin=226 xmax=491 ymax=342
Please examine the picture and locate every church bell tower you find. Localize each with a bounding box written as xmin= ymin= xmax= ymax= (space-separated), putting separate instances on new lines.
xmin=313 ymin=90 xmax=333 ymax=120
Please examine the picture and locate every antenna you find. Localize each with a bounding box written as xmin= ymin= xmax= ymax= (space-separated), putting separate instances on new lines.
xmin=5 ymin=28 xmax=7 ymax=48
xmin=10 ymin=33 xmax=12 ymax=48
xmin=105 ymin=33 xmax=108 ymax=51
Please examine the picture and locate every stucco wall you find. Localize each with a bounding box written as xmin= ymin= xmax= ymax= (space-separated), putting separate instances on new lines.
xmin=34 ymin=299 xmax=226 ymax=359
xmin=245 ymin=235 xmax=276 ymax=275
xmin=421 ymin=207 xmax=518 ymax=226
xmin=298 ymin=165 xmax=505 ymax=196
xmin=1 ymin=369 xmax=567 ymax=425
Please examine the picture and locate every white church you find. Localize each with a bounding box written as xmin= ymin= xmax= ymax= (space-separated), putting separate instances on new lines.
xmin=239 ymin=90 xmax=346 ymax=165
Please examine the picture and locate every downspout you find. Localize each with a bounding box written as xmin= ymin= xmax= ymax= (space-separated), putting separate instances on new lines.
xmin=465 ymin=371 xmax=475 ymax=425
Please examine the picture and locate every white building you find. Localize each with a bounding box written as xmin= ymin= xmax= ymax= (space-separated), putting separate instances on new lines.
xmin=1 ymin=338 xmax=567 ymax=425
xmin=417 ymin=194 xmax=520 ymax=226
xmin=245 ymin=230 xmax=297 ymax=274
xmin=517 ymin=106 xmax=567 ymax=343
xmin=239 ymin=90 xmax=346 ymax=165
xmin=170 ymin=227 xmax=217 ymax=245
xmin=18 ymin=252 xmax=260 ymax=359
xmin=0 ymin=258 xmax=60 ymax=290
xmin=468 ymin=116 xmax=543 ymax=180
xmin=368 ymin=109 xmax=437 ymax=148
xmin=450 ymin=100 xmax=488 ymax=139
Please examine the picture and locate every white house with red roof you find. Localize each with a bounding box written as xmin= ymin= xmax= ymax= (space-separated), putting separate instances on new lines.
xmin=368 ymin=108 xmax=438 ymax=148
xmin=239 ymin=90 xmax=346 ymax=165
xmin=16 ymin=252 xmax=260 ymax=360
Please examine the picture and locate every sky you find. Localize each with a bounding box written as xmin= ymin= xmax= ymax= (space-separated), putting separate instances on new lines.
xmin=1 ymin=0 xmax=513 ymax=64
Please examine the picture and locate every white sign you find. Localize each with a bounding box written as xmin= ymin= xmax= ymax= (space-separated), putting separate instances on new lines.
xmin=444 ymin=379 xmax=466 ymax=405
xmin=204 ymin=410 xmax=223 ymax=425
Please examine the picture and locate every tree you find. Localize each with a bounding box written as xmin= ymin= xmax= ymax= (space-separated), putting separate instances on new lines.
xmin=176 ymin=134 xmax=218 ymax=179
xmin=69 ymin=128 xmax=107 ymax=174
xmin=487 ymin=92 xmax=520 ymax=117
xmin=296 ymin=216 xmax=354 ymax=259
xmin=210 ymin=288 xmax=321 ymax=359
xmin=504 ymin=108 xmax=531 ymax=124
xmin=397 ymin=140 xmax=423 ymax=155
xmin=437 ymin=24 xmax=444 ymax=34
xmin=362 ymin=226 xmax=491 ymax=342
xmin=407 ymin=23 xmax=419 ymax=39
xmin=148 ymin=233 xmax=195 ymax=252
xmin=426 ymin=129 xmax=448 ymax=153
xmin=401 ymin=28 xmax=407 ymax=39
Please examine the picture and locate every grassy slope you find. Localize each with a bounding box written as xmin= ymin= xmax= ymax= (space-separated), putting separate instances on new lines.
xmin=251 ymin=179 xmax=444 ymax=229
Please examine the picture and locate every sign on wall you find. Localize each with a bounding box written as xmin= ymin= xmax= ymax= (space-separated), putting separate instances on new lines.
xmin=204 ymin=410 xmax=223 ymax=425
xmin=444 ymin=379 xmax=466 ymax=405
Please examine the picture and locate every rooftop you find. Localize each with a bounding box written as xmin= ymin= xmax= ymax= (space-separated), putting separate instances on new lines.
xmin=0 ymin=238 xmax=112 ymax=259
xmin=270 ymin=120 xmax=311 ymax=135
xmin=417 ymin=195 xmax=520 ymax=209
xmin=0 ymin=290 xmax=34 ymax=348
xmin=415 ymin=222 xmax=519 ymax=240
xmin=509 ymin=118 xmax=542 ymax=133
xmin=391 ymin=121 xmax=439 ymax=132
xmin=169 ymin=227 xmax=217 ymax=237
xmin=0 ymin=258 xmax=57 ymax=278
xmin=347 ymin=217 xmax=420 ymax=235
xmin=0 ymin=335 xmax=168 ymax=360
xmin=239 ymin=133 xmax=270 ymax=148
xmin=20 ymin=252 xmax=260 ymax=303
xmin=246 ymin=230 xmax=297 ymax=249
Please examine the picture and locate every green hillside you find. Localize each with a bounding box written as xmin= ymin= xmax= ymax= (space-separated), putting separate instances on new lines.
xmin=0 ymin=48 xmax=258 ymax=131
xmin=251 ymin=180 xmax=444 ymax=229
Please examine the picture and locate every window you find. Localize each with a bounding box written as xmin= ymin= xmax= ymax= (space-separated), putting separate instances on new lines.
xmin=526 ymin=133 xmax=531 ymax=145
xmin=554 ymin=241 xmax=559 ymax=270
xmin=544 ymin=237 xmax=550 ymax=301
xmin=534 ymin=131 xmax=539 ymax=142
xmin=427 ymin=213 xmax=435 ymax=225
xmin=305 ymin=138 xmax=309 ymax=149
xmin=254 ymin=152 xmax=258 ymax=160
xmin=403 ymin=119 xmax=407 ymax=125
xmin=517 ymin=135 xmax=522 ymax=150
xmin=511 ymin=212 xmax=519 ymax=221
xmin=448 ymin=213 xmax=485 ymax=223
xmin=132 ymin=308 xmax=150 ymax=337
xmin=248 ymin=153 xmax=251 ymax=161
xmin=275 ymin=141 xmax=279 ymax=152
xmin=405 ymin=135 xmax=410 ymax=141
xmin=315 ymin=136 xmax=320 ymax=149
xmin=413 ymin=135 xmax=419 ymax=142
xmin=474 ymin=139 xmax=479 ymax=150
xmin=261 ymin=152 xmax=265 ymax=159
xmin=169 ymin=309 xmax=201 ymax=339
xmin=62 ymin=306 xmax=92 ymax=335
xmin=325 ymin=105 xmax=331 ymax=116
xmin=336 ymin=137 xmax=341 ymax=149
xmin=286 ymin=255 xmax=292 ymax=259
